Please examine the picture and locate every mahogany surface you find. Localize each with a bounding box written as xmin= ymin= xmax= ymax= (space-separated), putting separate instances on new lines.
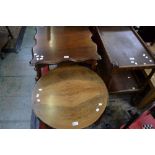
xmin=30 ymin=26 xmax=100 ymax=65
xmin=96 ymin=26 xmax=155 ymax=69
xmin=32 ymin=65 xmax=108 ymax=129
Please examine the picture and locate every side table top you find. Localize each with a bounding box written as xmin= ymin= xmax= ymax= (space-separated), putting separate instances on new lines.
xmin=30 ymin=26 xmax=100 ymax=65
xmin=32 ymin=65 xmax=108 ymax=128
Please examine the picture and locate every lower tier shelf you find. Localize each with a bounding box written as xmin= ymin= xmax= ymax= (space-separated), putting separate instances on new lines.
xmin=108 ymin=70 xmax=145 ymax=94
xmin=97 ymin=65 xmax=146 ymax=94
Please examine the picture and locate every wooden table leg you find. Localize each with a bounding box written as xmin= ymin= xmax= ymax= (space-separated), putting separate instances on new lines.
xmin=91 ymin=60 xmax=98 ymax=71
xmin=134 ymin=69 xmax=155 ymax=108
xmin=137 ymin=89 xmax=155 ymax=108
xmin=34 ymin=64 xmax=50 ymax=81
xmin=35 ymin=64 xmax=41 ymax=81
xmin=141 ymin=69 xmax=155 ymax=89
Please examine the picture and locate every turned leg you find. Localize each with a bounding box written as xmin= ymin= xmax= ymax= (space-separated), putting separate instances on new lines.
xmin=35 ymin=64 xmax=41 ymax=81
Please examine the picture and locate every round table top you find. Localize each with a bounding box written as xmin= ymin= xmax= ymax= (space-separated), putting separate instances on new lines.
xmin=32 ymin=65 xmax=109 ymax=129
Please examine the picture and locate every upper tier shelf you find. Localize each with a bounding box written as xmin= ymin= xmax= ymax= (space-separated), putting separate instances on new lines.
xmin=96 ymin=26 xmax=155 ymax=70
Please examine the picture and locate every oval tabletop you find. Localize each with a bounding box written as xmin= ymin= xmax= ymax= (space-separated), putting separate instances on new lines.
xmin=32 ymin=65 xmax=109 ymax=129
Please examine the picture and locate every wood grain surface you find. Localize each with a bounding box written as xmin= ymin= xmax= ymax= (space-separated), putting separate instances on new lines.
xmin=31 ymin=26 xmax=100 ymax=65
xmin=32 ymin=65 xmax=108 ymax=128
xmin=96 ymin=26 xmax=155 ymax=69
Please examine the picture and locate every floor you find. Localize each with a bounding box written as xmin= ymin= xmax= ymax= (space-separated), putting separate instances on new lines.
xmin=0 ymin=27 xmax=153 ymax=129
xmin=0 ymin=27 xmax=36 ymax=128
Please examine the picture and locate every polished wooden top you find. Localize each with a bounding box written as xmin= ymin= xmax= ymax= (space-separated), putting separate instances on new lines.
xmin=96 ymin=26 xmax=155 ymax=69
xmin=30 ymin=26 xmax=100 ymax=65
xmin=32 ymin=65 xmax=108 ymax=128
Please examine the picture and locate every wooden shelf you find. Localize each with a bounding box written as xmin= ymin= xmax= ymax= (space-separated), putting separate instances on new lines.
xmin=98 ymin=64 xmax=146 ymax=94
xmin=108 ymin=71 xmax=145 ymax=94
